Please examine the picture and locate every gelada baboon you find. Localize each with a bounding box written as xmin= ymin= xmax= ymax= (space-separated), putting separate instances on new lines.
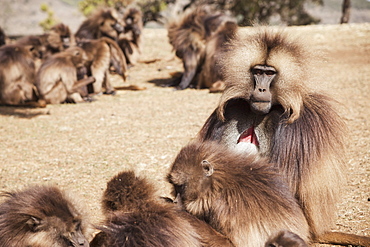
xmin=167 ymin=5 xmax=237 ymax=90
xmin=118 ymin=6 xmax=143 ymax=66
xmin=265 ymin=230 xmax=309 ymax=247
xmin=36 ymin=46 xmax=95 ymax=104
xmin=75 ymin=7 xmax=124 ymax=41
xmin=90 ymin=170 xmax=234 ymax=247
xmin=0 ymin=185 xmax=90 ymax=246
xmin=168 ymin=140 xmax=310 ymax=247
xmin=44 ymin=23 xmax=76 ymax=56
xmin=197 ymin=28 xmax=370 ymax=246
xmin=0 ymin=44 xmax=45 ymax=107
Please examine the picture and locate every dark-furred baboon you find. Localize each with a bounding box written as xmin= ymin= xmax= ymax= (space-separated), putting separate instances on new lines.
xmin=36 ymin=46 xmax=95 ymax=104
xmin=197 ymin=27 xmax=370 ymax=246
xmin=0 ymin=44 xmax=45 ymax=107
xmin=75 ymin=8 xmax=124 ymax=41
xmin=118 ymin=6 xmax=143 ymax=66
xmin=0 ymin=185 xmax=90 ymax=247
xmin=265 ymin=230 xmax=309 ymax=247
xmin=168 ymin=140 xmax=310 ymax=247
xmin=78 ymin=37 xmax=127 ymax=95
xmin=167 ymin=5 xmax=237 ymax=90
xmin=90 ymin=170 xmax=234 ymax=247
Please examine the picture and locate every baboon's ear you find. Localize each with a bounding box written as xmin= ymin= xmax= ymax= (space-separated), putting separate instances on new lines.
xmin=26 ymin=216 xmax=43 ymax=231
xmin=201 ymin=160 xmax=214 ymax=177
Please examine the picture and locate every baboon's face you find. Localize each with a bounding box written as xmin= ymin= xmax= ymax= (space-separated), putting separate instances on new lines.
xmin=100 ymin=10 xmax=124 ymax=39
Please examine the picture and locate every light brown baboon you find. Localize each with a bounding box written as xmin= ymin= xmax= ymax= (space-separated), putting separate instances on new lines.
xmin=0 ymin=185 xmax=90 ymax=246
xmin=44 ymin=23 xmax=76 ymax=56
xmin=168 ymin=140 xmax=310 ymax=247
xmin=15 ymin=35 xmax=47 ymax=70
xmin=90 ymin=170 xmax=235 ymax=247
xmin=75 ymin=7 xmax=124 ymax=41
xmin=0 ymin=27 xmax=6 ymax=46
xmin=118 ymin=6 xmax=143 ymax=66
xmin=0 ymin=44 xmax=45 ymax=107
xmin=197 ymin=27 xmax=370 ymax=246
xmin=266 ymin=230 xmax=309 ymax=247
xmin=36 ymin=46 xmax=95 ymax=104
xmin=167 ymin=5 xmax=237 ymax=90
xmin=78 ymin=37 xmax=127 ymax=95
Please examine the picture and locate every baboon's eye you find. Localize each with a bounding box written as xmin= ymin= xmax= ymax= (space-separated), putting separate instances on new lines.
xmin=265 ymin=70 xmax=276 ymax=76
xmin=253 ymin=69 xmax=263 ymax=75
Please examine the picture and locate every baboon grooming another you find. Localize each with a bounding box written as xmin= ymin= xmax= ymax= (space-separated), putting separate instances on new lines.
xmin=0 ymin=185 xmax=90 ymax=246
xmin=167 ymin=5 xmax=237 ymax=90
xmin=36 ymin=46 xmax=95 ymax=104
xmin=0 ymin=44 xmax=45 ymax=107
xmin=90 ymin=170 xmax=234 ymax=247
xmin=197 ymin=28 xmax=370 ymax=246
xmin=168 ymin=140 xmax=310 ymax=247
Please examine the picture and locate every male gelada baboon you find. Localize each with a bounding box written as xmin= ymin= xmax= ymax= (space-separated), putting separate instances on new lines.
xmin=118 ymin=6 xmax=143 ymax=66
xmin=265 ymin=230 xmax=309 ymax=247
xmin=197 ymin=28 xmax=370 ymax=246
xmin=167 ymin=5 xmax=237 ymax=90
xmin=0 ymin=185 xmax=90 ymax=246
xmin=36 ymin=46 xmax=95 ymax=104
xmin=0 ymin=44 xmax=45 ymax=107
xmin=90 ymin=170 xmax=234 ymax=247
xmin=168 ymin=140 xmax=310 ymax=247
xmin=75 ymin=7 xmax=124 ymax=41
xmin=78 ymin=37 xmax=127 ymax=95
xmin=44 ymin=23 xmax=76 ymax=56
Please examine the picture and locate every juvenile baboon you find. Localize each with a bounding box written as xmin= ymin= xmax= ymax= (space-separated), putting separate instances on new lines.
xmin=118 ymin=6 xmax=143 ymax=66
xmin=75 ymin=8 xmax=124 ymax=41
xmin=168 ymin=140 xmax=310 ymax=247
xmin=0 ymin=185 xmax=90 ymax=246
xmin=167 ymin=5 xmax=237 ymax=90
xmin=0 ymin=27 xmax=6 ymax=46
xmin=266 ymin=231 xmax=309 ymax=247
xmin=0 ymin=44 xmax=45 ymax=107
xmin=44 ymin=23 xmax=76 ymax=56
xmin=90 ymin=170 xmax=234 ymax=247
xmin=78 ymin=37 xmax=127 ymax=95
xmin=36 ymin=46 xmax=95 ymax=104
xmin=197 ymin=27 xmax=370 ymax=246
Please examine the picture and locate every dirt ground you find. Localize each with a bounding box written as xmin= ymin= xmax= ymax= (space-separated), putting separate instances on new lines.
xmin=0 ymin=23 xmax=369 ymax=246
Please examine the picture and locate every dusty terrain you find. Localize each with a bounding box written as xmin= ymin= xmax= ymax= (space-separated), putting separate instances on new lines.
xmin=0 ymin=23 xmax=369 ymax=246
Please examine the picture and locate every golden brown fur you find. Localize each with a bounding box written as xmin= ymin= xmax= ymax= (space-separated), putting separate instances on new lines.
xmin=167 ymin=5 xmax=237 ymax=90
xmin=118 ymin=6 xmax=143 ymax=66
xmin=90 ymin=170 xmax=234 ymax=247
xmin=75 ymin=8 xmax=124 ymax=41
xmin=78 ymin=37 xmax=127 ymax=95
xmin=0 ymin=185 xmax=90 ymax=247
xmin=36 ymin=46 xmax=94 ymax=104
xmin=0 ymin=44 xmax=45 ymax=107
xmin=168 ymin=140 xmax=310 ymax=247
xmin=197 ymin=27 xmax=370 ymax=246
xmin=45 ymin=23 xmax=76 ymax=56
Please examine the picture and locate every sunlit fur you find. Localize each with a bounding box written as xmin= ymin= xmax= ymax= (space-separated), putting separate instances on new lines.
xmin=168 ymin=140 xmax=310 ymax=247
xmin=75 ymin=8 xmax=123 ymax=41
xmin=198 ymin=27 xmax=346 ymax=239
xmin=0 ymin=185 xmax=90 ymax=247
xmin=46 ymin=23 xmax=76 ymax=55
xmin=90 ymin=171 xmax=234 ymax=247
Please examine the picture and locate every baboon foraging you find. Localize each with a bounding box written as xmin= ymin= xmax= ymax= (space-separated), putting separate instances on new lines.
xmin=78 ymin=37 xmax=127 ymax=95
xmin=36 ymin=46 xmax=95 ymax=104
xmin=75 ymin=8 xmax=124 ymax=41
xmin=168 ymin=140 xmax=310 ymax=247
xmin=44 ymin=23 xmax=76 ymax=55
xmin=266 ymin=231 xmax=309 ymax=247
xmin=167 ymin=5 xmax=237 ymax=90
xmin=118 ymin=6 xmax=143 ymax=66
xmin=197 ymin=28 xmax=370 ymax=246
xmin=90 ymin=170 xmax=235 ymax=247
xmin=0 ymin=185 xmax=90 ymax=247
xmin=0 ymin=44 xmax=45 ymax=107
